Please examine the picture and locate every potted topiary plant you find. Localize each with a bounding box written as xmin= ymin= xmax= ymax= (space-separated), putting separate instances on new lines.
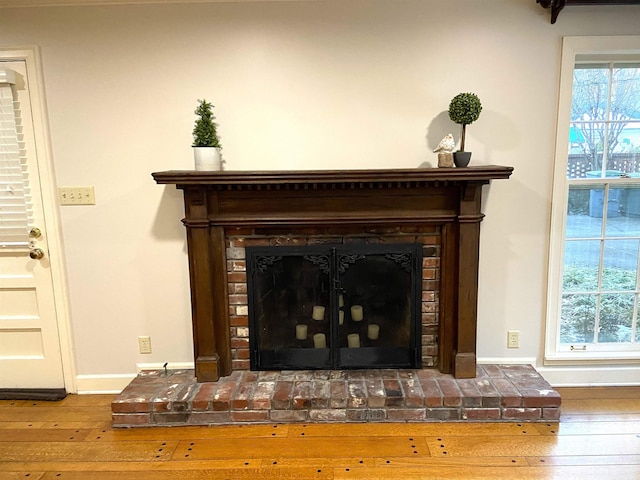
xmin=448 ymin=92 xmax=482 ymax=167
xmin=192 ymin=99 xmax=223 ymax=171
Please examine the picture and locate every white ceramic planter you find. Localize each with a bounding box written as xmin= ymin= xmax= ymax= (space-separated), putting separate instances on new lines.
xmin=193 ymin=147 xmax=222 ymax=171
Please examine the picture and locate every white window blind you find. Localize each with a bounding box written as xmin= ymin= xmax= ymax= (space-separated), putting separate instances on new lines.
xmin=0 ymin=69 xmax=30 ymax=249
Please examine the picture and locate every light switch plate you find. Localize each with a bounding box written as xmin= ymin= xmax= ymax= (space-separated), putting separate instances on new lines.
xmin=58 ymin=186 xmax=95 ymax=205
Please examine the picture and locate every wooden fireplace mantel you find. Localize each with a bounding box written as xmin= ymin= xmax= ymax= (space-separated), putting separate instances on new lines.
xmin=153 ymin=166 xmax=513 ymax=382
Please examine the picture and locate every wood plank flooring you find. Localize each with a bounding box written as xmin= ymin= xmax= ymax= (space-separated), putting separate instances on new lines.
xmin=1 ymin=387 xmax=639 ymax=479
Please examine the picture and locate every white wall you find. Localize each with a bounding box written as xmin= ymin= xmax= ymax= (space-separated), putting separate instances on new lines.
xmin=1 ymin=0 xmax=640 ymax=390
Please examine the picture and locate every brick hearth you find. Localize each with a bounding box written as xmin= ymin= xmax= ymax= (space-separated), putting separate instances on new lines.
xmin=112 ymin=365 xmax=560 ymax=427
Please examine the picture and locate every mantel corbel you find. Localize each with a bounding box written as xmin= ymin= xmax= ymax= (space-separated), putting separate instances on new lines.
xmin=537 ymin=0 xmax=640 ymax=24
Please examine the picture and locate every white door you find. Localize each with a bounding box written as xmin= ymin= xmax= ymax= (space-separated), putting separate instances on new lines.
xmin=0 ymin=55 xmax=69 ymax=391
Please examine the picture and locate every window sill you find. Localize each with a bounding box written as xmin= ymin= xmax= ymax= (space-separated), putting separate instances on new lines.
xmin=545 ymin=351 xmax=640 ymax=365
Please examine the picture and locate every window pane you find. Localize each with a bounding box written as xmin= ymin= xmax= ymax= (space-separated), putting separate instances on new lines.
xmin=569 ymin=66 xmax=610 ymax=177
xmin=608 ymin=65 xmax=640 ymax=172
xmin=567 ymin=185 xmax=603 ymax=236
xmin=567 ymin=129 xmax=606 ymax=177
xmin=611 ymin=122 xmax=640 ymax=154
xmin=561 ymin=293 xmax=596 ymax=343
xmin=608 ymin=122 xmax=640 ymax=176
xmin=610 ymin=66 xmax=640 ymax=122
xmin=605 ymin=129 xmax=640 ymax=181
xmin=563 ymin=240 xmax=600 ymax=292
xmin=607 ymin=186 xmax=640 ymax=235
xmin=598 ymin=293 xmax=634 ymax=343
xmin=572 ymin=66 xmax=610 ymax=123
xmin=590 ymin=183 xmax=623 ymax=218
xmin=602 ymin=239 xmax=639 ymax=290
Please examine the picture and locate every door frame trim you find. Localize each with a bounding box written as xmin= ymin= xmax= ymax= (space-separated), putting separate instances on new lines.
xmin=0 ymin=46 xmax=77 ymax=393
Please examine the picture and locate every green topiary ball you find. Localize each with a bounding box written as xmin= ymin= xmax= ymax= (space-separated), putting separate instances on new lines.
xmin=448 ymin=92 xmax=482 ymax=126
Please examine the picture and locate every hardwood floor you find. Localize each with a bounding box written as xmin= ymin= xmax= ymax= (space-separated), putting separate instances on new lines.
xmin=0 ymin=387 xmax=639 ymax=479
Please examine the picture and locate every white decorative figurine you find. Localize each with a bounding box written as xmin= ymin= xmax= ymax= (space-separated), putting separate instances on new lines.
xmin=433 ymin=133 xmax=455 ymax=153
xmin=433 ymin=133 xmax=455 ymax=168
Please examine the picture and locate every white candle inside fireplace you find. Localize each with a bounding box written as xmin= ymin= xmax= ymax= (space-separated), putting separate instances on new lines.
xmin=312 ymin=305 xmax=325 ymax=321
xmin=295 ymin=324 xmax=308 ymax=340
xmin=351 ymin=305 xmax=364 ymax=321
xmin=339 ymin=310 xmax=344 ymax=325
xmin=313 ymin=333 xmax=327 ymax=348
xmin=339 ymin=294 xmax=344 ymax=307
xmin=367 ymin=324 xmax=380 ymax=340
xmin=347 ymin=333 xmax=360 ymax=348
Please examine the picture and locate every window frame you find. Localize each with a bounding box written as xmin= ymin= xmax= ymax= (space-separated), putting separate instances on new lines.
xmin=546 ymin=36 xmax=640 ymax=365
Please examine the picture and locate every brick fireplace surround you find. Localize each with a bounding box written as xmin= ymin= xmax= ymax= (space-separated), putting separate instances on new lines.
xmin=231 ymin=226 xmax=439 ymax=370
xmin=112 ymin=167 xmax=560 ymax=426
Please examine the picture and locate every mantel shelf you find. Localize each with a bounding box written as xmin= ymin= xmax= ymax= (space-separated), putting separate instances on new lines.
xmin=153 ymin=166 xmax=513 ymax=187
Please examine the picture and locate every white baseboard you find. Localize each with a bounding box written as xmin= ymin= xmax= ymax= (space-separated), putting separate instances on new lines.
xmin=477 ymin=357 xmax=538 ymax=365
xmin=74 ymin=362 xmax=196 ymax=394
xmin=536 ymin=364 xmax=640 ymax=387
xmin=75 ymin=374 xmax=137 ymax=394
xmin=135 ymin=361 xmax=195 ymax=371
xmin=479 ymin=356 xmax=640 ymax=386
xmin=74 ymin=360 xmax=640 ymax=393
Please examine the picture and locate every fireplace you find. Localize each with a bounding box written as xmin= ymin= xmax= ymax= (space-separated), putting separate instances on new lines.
xmin=246 ymin=243 xmax=422 ymax=370
xmin=152 ymin=166 xmax=513 ymax=382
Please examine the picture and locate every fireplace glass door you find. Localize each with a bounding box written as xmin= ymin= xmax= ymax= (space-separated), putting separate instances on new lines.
xmin=246 ymin=244 xmax=422 ymax=370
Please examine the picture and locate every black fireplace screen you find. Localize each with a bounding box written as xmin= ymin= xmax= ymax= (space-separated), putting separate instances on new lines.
xmin=246 ymin=244 xmax=422 ymax=370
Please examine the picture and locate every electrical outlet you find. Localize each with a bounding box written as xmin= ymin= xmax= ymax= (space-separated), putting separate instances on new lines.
xmin=138 ymin=336 xmax=152 ymax=354
xmin=58 ymin=186 xmax=95 ymax=205
xmin=507 ymin=330 xmax=520 ymax=349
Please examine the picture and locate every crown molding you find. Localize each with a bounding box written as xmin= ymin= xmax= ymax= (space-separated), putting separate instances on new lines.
xmin=0 ymin=0 xmax=308 ymax=7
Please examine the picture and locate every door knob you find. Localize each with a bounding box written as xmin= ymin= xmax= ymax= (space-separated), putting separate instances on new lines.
xmin=29 ymin=248 xmax=45 ymax=260
xmin=29 ymin=227 xmax=42 ymax=239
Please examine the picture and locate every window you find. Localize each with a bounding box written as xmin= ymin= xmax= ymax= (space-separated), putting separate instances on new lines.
xmin=547 ymin=37 xmax=640 ymax=362
xmin=0 ymin=68 xmax=30 ymax=249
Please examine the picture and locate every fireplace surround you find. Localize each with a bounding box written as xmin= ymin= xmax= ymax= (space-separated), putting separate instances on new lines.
xmin=153 ymin=166 xmax=513 ymax=382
